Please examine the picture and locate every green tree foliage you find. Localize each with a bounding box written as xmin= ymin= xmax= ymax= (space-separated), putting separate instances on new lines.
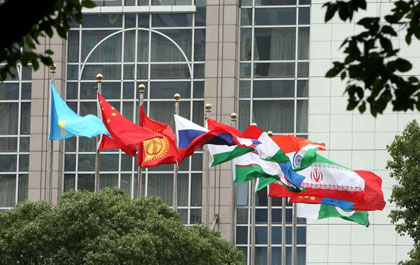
xmin=0 ymin=0 xmax=95 ymax=81
xmin=323 ymin=0 xmax=420 ymax=116
xmin=387 ymin=120 xmax=420 ymax=265
xmin=0 ymin=188 xmax=244 ymax=265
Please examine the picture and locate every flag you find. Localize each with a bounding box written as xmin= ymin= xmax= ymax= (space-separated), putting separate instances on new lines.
xmin=271 ymin=135 xmax=326 ymax=171
xmin=269 ymin=154 xmax=366 ymax=202
xmin=97 ymin=93 xmax=159 ymax=157
xmin=49 ymin=82 xmax=110 ymax=140
xmin=232 ymin=151 xmax=281 ymax=190
xmin=289 ymin=170 xmax=386 ymax=211
xmin=137 ymin=104 xmax=178 ymax=167
xmin=243 ymin=125 xmax=305 ymax=190
xmin=174 ymin=115 xmax=260 ymax=164
xmin=296 ymin=203 xmax=370 ymax=227
xmin=207 ymin=119 xmax=256 ymax=167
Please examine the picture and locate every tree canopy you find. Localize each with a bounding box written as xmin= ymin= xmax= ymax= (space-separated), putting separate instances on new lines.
xmin=323 ymin=0 xmax=420 ymax=116
xmin=0 ymin=0 xmax=95 ymax=81
xmin=0 ymin=188 xmax=244 ymax=265
xmin=387 ymin=120 xmax=420 ymax=265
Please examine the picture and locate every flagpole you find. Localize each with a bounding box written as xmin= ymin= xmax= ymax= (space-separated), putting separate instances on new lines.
xmin=95 ymin=73 xmax=103 ymax=193
xmin=204 ymin=103 xmax=212 ymax=228
xmin=267 ymin=130 xmax=273 ymax=265
xmin=230 ymin=112 xmax=237 ymax=245
xmin=282 ymin=197 xmax=286 ymax=265
xmin=250 ymin=122 xmax=257 ymax=265
xmin=292 ymin=203 xmax=297 ymax=265
xmin=137 ymin=84 xmax=145 ymax=198
xmin=173 ymin=93 xmax=180 ymax=211
xmin=48 ymin=64 xmax=56 ymax=205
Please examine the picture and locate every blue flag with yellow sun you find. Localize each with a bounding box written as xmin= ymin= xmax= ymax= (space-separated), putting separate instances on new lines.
xmin=49 ymin=82 xmax=110 ymax=140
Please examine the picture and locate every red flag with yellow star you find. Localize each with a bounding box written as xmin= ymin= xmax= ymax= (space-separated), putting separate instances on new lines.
xmin=97 ymin=93 xmax=159 ymax=157
xmin=137 ymin=104 xmax=178 ymax=167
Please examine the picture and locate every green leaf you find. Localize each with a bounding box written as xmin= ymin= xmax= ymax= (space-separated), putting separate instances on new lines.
xmin=395 ymin=58 xmax=412 ymax=72
xmin=82 ymin=0 xmax=96 ymax=8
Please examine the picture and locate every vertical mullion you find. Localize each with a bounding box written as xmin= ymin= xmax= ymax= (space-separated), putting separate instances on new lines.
xmin=15 ymin=64 xmax=22 ymax=204
xmin=294 ymin=6 xmax=299 ymax=137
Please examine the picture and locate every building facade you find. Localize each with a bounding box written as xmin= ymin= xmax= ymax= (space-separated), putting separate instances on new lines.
xmin=0 ymin=0 xmax=418 ymax=264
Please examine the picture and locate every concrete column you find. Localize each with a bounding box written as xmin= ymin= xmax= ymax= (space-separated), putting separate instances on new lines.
xmin=204 ymin=0 xmax=240 ymax=241
xmin=28 ymin=34 xmax=66 ymax=206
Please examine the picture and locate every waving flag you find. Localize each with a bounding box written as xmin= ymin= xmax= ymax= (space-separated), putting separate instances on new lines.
xmin=269 ymin=154 xmax=366 ymax=202
xmin=174 ymin=115 xmax=260 ymax=164
xmin=49 ymin=82 xmax=109 ymax=140
xmin=296 ymin=203 xmax=370 ymax=227
xmin=137 ymin=104 xmax=178 ymax=167
xmin=271 ymin=135 xmax=326 ymax=171
xmin=98 ymin=93 xmax=159 ymax=156
xmin=243 ymin=125 xmax=305 ymax=190
xmin=288 ymin=170 xmax=385 ymax=211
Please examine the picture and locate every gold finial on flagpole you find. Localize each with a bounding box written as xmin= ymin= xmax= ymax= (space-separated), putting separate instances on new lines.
xmin=205 ymin=103 xmax=212 ymax=112
xmin=139 ymin=84 xmax=145 ymax=93
xmin=231 ymin=113 xmax=237 ymax=121
xmin=50 ymin=64 xmax=56 ymax=74
xmin=96 ymin=73 xmax=103 ymax=83
xmin=268 ymin=131 xmax=273 ymax=137
xmin=174 ymin=93 xmax=181 ymax=101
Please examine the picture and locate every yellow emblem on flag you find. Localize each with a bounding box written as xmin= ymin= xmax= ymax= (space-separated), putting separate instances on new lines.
xmin=143 ymin=132 xmax=169 ymax=162
xmin=58 ymin=120 xmax=68 ymax=137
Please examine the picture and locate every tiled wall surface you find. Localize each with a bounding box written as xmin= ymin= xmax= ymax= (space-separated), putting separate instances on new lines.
xmin=307 ymin=0 xmax=419 ymax=264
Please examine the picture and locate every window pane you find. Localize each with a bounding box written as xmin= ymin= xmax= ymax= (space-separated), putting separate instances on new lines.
xmin=195 ymin=6 xmax=206 ymax=26
xmin=78 ymin=154 xmax=95 ymax=171
xmin=64 ymin=174 xmax=76 ymax=192
xmin=0 ymin=175 xmax=16 ymax=207
xmin=18 ymin=174 xmax=28 ymax=202
xmin=137 ymin=31 xmax=149 ymax=62
xmin=256 ymin=0 xmax=296 ymax=5
xmin=82 ymin=65 xmax=121 ymax=80
xmin=191 ymin=173 xmax=202 ymax=206
xmin=124 ymin=30 xmax=135 ymax=62
xmin=21 ymin=83 xmax=31 ymax=99
xmin=254 ymin=28 xmax=296 ymax=60
xmin=67 ymin=83 xmax=78 ymax=99
xmin=253 ymin=80 xmax=295 ymax=98
xmin=82 ymin=14 xmax=123 ymax=28
xmin=190 ymin=209 xmax=201 ymax=224
xmin=0 ymin=83 xmax=19 ymax=100
xmin=0 ymin=103 xmax=18 ymax=135
xmin=150 ymin=64 xmax=190 ymax=79
xmin=82 ymin=31 xmax=122 ymax=62
xmin=177 ymin=173 xmax=189 ymax=206
xmin=254 ymin=63 xmax=295 ymax=78
xmin=240 ymin=80 xmax=251 ymax=98
xmin=239 ymin=100 xmax=250 ymax=131
xmin=152 ymin=14 xmax=192 ymax=27
xmin=297 ymin=100 xmax=308 ymax=133
xmin=236 ymin=181 xmax=249 ymax=206
xmin=151 ymin=29 xmax=192 ymax=62
xmin=0 ymin=155 xmax=16 ymax=172
xmin=19 ymin=154 xmax=29 ymax=171
xmin=240 ymin=29 xmax=252 ymax=61
xmin=100 ymin=174 xmax=119 ymax=189
xmin=241 ymin=9 xmax=252 ymax=26
xmin=100 ymin=154 xmax=119 ymax=171
xmin=147 ymin=173 xmax=173 ymax=206
xmin=21 ymin=103 xmax=31 ymax=135
xmin=255 ymin=8 xmax=296 ymax=25
xmin=65 ymin=154 xmax=76 ymax=171
xmin=298 ymin=27 xmax=309 ymax=60
xmin=237 ymin=208 xmax=248 ymax=224
xmin=121 ymin=174 xmax=132 ymax=195
xmin=256 ymin=247 xmax=267 ymax=265
xmin=0 ymin=137 xmax=17 ymax=152
xmin=68 ymin=30 xmax=79 ymax=62
xmin=78 ymin=174 xmax=95 ymax=192
xmin=194 ymin=29 xmax=206 ymax=61
xmin=299 ymin=7 xmax=310 ymax=24
xmin=150 ymin=81 xmax=190 ymax=99
xmin=178 ymin=209 xmax=188 ymax=224
xmin=297 ymin=80 xmax=308 ymax=97
xmin=253 ymin=100 xmax=294 ymax=132
xmin=236 ymin=226 xmax=248 ymax=244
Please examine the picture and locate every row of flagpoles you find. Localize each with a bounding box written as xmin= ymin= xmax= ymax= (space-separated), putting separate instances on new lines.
xmin=47 ymin=65 xmax=386 ymax=265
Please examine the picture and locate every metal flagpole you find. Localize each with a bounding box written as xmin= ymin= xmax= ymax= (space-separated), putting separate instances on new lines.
xmin=230 ymin=112 xmax=237 ymax=245
xmin=95 ymin=73 xmax=103 ymax=193
xmin=48 ymin=64 xmax=56 ymax=205
xmin=204 ymin=103 xmax=212 ymax=227
xmin=250 ymin=122 xmax=257 ymax=265
xmin=281 ymin=197 xmax=286 ymax=265
xmin=292 ymin=203 xmax=297 ymax=265
xmin=267 ymin=130 xmax=273 ymax=265
xmin=137 ymin=84 xmax=145 ymax=198
xmin=173 ymin=93 xmax=180 ymax=211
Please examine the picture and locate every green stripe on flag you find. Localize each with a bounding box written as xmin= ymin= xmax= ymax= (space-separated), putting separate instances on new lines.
xmin=318 ymin=204 xmax=370 ymax=227
xmin=234 ymin=164 xmax=278 ymax=189
xmin=211 ymin=146 xmax=253 ymax=167
xmin=262 ymin=149 xmax=290 ymax=164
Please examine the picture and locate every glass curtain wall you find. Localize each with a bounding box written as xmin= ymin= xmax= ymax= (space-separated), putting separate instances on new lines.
xmin=65 ymin=4 xmax=205 ymax=225
xmin=93 ymin=0 xmax=196 ymax=6
xmin=238 ymin=0 xmax=310 ymax=264
xmin=0 ymin=65 xmax=31 ymax=210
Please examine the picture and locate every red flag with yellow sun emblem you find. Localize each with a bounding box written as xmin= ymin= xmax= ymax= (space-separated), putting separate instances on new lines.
xmin=97 ymin=93 xmax=159 ymax=157
xmin=137 ymin=104 xmax=178 ymax=167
